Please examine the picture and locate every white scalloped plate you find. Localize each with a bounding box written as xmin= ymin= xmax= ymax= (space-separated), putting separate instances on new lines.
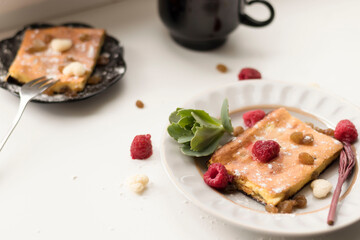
xmin=160 ymin=80 xmax=360 ymax=236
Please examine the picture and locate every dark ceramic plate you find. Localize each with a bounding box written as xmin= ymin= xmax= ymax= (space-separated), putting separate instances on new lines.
xmin=0 ymin=22 xmax=126 ymax=103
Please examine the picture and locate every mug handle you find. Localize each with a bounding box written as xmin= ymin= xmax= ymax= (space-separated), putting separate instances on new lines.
xmin=239 ymin=0 xmax=275 ymax=27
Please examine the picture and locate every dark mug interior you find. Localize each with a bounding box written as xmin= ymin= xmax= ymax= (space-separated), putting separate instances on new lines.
xmin=159 ymin=0 xmax=275 ymax=50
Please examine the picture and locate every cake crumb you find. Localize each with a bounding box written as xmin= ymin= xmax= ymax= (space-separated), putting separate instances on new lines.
xmin=127 ymin=174 xmax=149 ymax=194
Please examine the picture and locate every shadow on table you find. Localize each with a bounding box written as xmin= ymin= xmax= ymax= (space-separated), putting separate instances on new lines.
xmin=34 ymin=79 xmax=125 ymax=117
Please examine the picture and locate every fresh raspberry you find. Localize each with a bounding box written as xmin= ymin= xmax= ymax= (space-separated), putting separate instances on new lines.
xmin=130 ymin=134 xmax=153 ymax=159
xmin=252 ymin=140 xmax=280 ymax=163
xmin=238 ymin=68 xmax=262 ymax=80
xmin=334 ymin=120 xmax=358 ymax=144
xmin=243 ymin=110 xmax=266 ymax=128
xmin=203 ymin=163 xmax=231 ymax=189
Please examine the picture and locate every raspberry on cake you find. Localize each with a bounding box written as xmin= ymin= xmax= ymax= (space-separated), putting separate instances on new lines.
xmin=7 ymin=26 xmax=105 ymax=95
xmin=252 ymin=140 xmax=280 ymax=163
xmin=203 ymin=163 xmax=232 ymax=189
xmin=209 ymin=108 xmax=343 ymax=206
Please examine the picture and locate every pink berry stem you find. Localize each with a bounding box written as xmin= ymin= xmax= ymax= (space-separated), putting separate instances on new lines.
xmin=327 ymin=176 xmax=345 ymax=225
xmin=327 ymin=142 xmax=356 ymax=225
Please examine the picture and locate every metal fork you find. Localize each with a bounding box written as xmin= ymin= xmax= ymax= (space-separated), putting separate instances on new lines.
xmin=0 ymin=76 xmax=58 ymax=151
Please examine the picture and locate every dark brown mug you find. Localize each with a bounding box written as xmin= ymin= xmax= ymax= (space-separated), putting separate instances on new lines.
xmin=158 ymin=0 xmax=275 ymax=50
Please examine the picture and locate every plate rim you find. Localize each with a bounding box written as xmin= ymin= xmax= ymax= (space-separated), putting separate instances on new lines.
xmin=160 ymin=80 xmax=360 ymax=236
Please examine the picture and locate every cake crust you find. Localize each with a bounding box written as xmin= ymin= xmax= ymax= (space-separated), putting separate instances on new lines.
xmin=209 ymin=108 xmax=343 ymax=205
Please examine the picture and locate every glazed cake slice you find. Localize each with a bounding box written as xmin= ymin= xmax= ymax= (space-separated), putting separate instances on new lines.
xmin=7 ymin=26 xmax=105 ymax=94
xmin=209 ymin=108 xmax=343 ymax=206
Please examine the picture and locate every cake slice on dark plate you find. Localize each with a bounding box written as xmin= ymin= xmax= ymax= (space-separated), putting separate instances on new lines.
xmin=7 ymin=26 xmax=105 ymax=95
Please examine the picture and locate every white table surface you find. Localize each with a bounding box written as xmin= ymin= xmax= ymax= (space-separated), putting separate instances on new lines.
xmin=0 ymin=0 xmax=359 ymax=239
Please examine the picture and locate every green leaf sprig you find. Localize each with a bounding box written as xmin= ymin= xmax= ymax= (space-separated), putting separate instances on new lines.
xmin=167 ymin=99 xmax=233 ymax=157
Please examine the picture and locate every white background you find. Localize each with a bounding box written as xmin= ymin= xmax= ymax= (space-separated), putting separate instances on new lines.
xmin=0 ymin=0 xmax=359 ymax=239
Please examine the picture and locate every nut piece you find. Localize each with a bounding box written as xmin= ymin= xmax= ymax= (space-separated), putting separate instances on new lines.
xmin=290 ymin=132 xmax=304 ymax=144
xmin=50 ymin=38 xmax=73 ymax=52
xmin=129 ymin=183 xmax=146 ymax=193
xmin=26 ymin=39 xmax=46 ymax=53
xmin=233 ymin=126 xmax=244 ymax=136
xmin=127 ymin=174 xmax=149 ymax=194
xmin=216 ymin=64 xmax=228 ymax=73
xmin=311 ymin=179 xmax=332 ymax=199
xmin=62 ymin=62 xmax=86 ymax=77
xmin=136 ymin=100 xmax=144 ymax=108
xmin=298 ymin=152 xmax=314 ymax=165
xmin=302 ymin=134 xmax=314 ymax=145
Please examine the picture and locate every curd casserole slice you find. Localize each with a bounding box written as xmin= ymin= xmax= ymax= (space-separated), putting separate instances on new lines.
xmin=209 ymin=108 xmax=343 ymax=206
xmin=7 ymin=26 xmax=105 ymax=94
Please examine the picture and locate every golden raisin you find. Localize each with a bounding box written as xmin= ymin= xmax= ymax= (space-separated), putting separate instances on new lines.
xmin=302 ymin=134 xmax=314 ymax=145
xmin=66 ymin=55 xmax=76 ymax=62
xmin=265 ymin=204 xmax=278 ymax=213
xmin=278 ymin=200 xmax=296 ymax=213
xmin=311 ymin=171 xmax=319 ymax=180
xmin=293 ymin=195 xmax=307 ymax=208
xmin=299 ymin=152 xmax=314 ymax=165
xmin=87 ymin=75 xmax=102 ymax=85
xmin=97 ymin=54 xmax=110 ymax=65
xmin=43 ymin=34 xmax=53 ymax=44
xmin=216 ymin=64 xmax=228 ymax=73
xmin=136 ymin=100 xmax=144 ymax=108
xmin=25 ymin=39 xmax=46 ymax=53
xmin=65 ymin=90 xmax=78 ymax=97
xmin=322 ymin=128 xmax=334 ymax=137
xmin=58 ymin=65 xmax=65 ymax=72
xmin=314 ymin=127 xmax=334 ymax=137
xmin=233 ymin=126 xmax=244 ymax=136
xmin=79 ymin=33 xmax=91 ymax=41
xmin=58 ymin=86 xmax=70 ymax=94
xmin=290 ymin=132 xmax=303 ymax=144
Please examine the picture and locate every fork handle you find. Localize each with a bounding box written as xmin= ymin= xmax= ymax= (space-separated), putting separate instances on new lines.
xmin=0 ymin=98 xmax=30 ymax=151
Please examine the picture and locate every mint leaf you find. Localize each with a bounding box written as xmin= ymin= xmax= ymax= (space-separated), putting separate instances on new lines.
xmin=191 ymin=122 xmax=200 ymax=134
xmin=181 ymin=136 xmax=222 ymax=157
xmin=190 ymin=125 xmax=224 ymax=152
xmin=179 ymin=109 xmax=221 ymax=126
xmin=167 ymin=123 xmax=193 ymax=143
xmin=178 ymin=135 xmax=194 ymax=144
xmin=169 ymin=108 xmax=182 ymax=123
xmin=221 ymin=99 xmax=233 ymax=133
xmin=178 ymin=116 xmax=195 ymax=130
xmin=167 ymin=99 xmax=234 ymax=157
